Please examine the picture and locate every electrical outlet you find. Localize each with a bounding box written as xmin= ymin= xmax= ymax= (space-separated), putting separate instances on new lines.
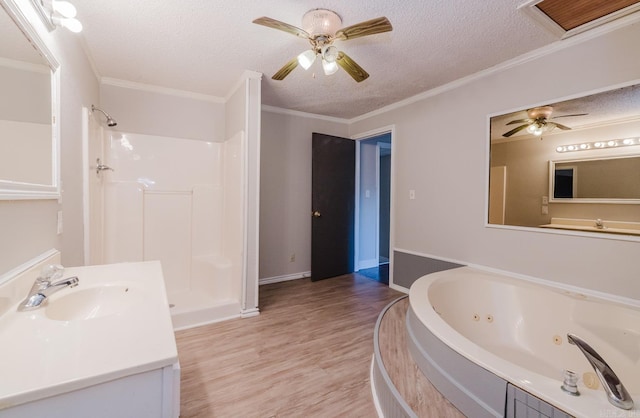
xmin=289 ymin=253 xmax=295 ymax=263
xmin=541 ymin=205 xmax=549 ymax=215
xmin=409 ymin=189 xmax=416 ymax=200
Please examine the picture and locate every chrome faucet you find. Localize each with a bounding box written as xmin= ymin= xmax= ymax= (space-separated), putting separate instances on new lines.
xmin=595 ymin=218 xmax=605 ymax=229
xmin=567 ymin=333 xmax=634 ymax=410
xmin=17 ymin=264 xmax=79 ymax=311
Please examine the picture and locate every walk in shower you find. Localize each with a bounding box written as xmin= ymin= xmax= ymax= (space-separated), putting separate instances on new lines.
xmin=86 ymin=119 xmax=246 ymax=330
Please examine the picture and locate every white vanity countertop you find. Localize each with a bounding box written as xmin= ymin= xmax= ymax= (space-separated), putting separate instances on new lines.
xmin=0 ymin=261 xmax=178 ymax=409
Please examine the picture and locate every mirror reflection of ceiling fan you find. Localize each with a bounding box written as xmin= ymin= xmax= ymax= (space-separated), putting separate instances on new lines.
xmin=253 ymin=9 xmax=392 ymax=82
xmin=502 ymin=106 xmax=587 ymax=137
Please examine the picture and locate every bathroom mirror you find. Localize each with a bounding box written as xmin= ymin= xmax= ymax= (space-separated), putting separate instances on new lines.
xmin=488 ymin=82 xmax=640 ymax=237
xmin=550 ymin=155 xmax=640 ymax=202
xmin=0 ymin=0 xmax=60 ymax=199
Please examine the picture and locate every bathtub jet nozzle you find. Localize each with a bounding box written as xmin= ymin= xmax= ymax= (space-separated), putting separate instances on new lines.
xmin=567 ymin=333 xmax=634 ymax=410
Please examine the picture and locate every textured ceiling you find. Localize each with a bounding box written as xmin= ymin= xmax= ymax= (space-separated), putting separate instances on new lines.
xmin=62 ymin=1 xmax=566 ymax=118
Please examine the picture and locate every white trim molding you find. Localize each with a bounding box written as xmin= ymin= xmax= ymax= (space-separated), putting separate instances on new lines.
xmin=259 ymin=271 xmax=310 ymax=286
xmin=262 ymin=105 xmax=350 ymax=125
xmin=101 ymin=77 xmax=225 ymax=103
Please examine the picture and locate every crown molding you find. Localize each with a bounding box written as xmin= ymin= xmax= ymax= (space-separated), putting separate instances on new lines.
xmin=349 ymin=10 xmax=640 ymax=124
xmin=225 ymin=70 xmax=263 ymax=102
xmin=262 ymin=105 xmax=349 ymax=124
xmin=100 ymin=77 xmax=225 ymax=103
xmin=0 ymin=56 xmax=49 ymax=73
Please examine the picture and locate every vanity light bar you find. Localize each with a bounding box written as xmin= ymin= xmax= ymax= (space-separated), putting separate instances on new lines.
xmin=556 ymin=137 xmax=640 ymax=153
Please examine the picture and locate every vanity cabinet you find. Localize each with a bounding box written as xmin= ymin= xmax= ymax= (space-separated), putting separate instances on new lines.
xmin=0 ymin=363 xmax=180 ymax=418
xmin=0 ymin=254 xmax=180 ymax=418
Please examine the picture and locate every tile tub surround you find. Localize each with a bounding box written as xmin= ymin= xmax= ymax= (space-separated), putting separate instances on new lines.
xmin=0 ymin=260 xmax=178 ymax=410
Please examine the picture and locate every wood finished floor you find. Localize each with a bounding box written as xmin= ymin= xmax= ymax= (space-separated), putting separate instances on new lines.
xmin=175 ymin=273 xmax=403 ymax=417
xmin=378 ymin=297 xmax=463 ymax=417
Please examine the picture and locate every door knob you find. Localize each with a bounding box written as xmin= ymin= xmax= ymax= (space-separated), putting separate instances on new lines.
xmin=312 ymin=211 xmax=321 ymax=218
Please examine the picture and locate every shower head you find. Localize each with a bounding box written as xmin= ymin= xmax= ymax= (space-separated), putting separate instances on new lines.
xmin=91 ymin=105 xmax=118 ymax=127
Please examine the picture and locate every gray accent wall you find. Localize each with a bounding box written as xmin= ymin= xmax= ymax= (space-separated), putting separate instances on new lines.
xmin=393 ymin=251 xmax=463 ymax=289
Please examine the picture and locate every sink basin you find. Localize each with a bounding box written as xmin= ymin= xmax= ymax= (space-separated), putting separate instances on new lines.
xmin=45 ymin=285 xmax=139 ymax=321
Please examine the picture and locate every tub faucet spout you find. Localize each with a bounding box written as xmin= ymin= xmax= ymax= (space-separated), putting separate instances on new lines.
xmin=567 ymin=333 xmax=634 ymax=410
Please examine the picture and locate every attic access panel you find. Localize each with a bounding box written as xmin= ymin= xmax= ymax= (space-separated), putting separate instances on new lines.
xmin=535 ymin=0 xmax=640 ymax=31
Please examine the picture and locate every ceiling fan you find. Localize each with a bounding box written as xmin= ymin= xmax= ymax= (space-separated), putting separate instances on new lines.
xmin=253 ymin=9 xmax=392 ymax=82
xmin=502 ymin=106 xmax=587 ymax=137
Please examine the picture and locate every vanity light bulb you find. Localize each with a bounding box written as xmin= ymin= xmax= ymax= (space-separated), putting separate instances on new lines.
xmin=567 ymin=145 xmax=576 ymax=151
xmin=51 ymin=15 xmax=83 ymax=32
xmin=594 ymin=142 xmax=604 ymax=148
xmin=51 ymin=0 xmax=77 ymax=18
xmin=623 ymin=138 xmax=634 ymax=145
xmin=64 ymin=17 xmax=82 ymax=32
xmin=580 ymin=144 xmax=588 ymax=149
xmin=556 ymin=146 xmax=564 ymax=152
xmin=607 ymin=140 xmax=616 ymax=147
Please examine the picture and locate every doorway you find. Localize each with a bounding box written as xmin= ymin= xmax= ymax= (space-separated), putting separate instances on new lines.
xmin=355 ymin=132 xmax=392 ymax=285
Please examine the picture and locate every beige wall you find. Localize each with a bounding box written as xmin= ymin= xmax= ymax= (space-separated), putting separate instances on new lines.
xmin=101 ymin=84 xmax=225 ymax=142
xmin=0 ymin=1 xmax=99 ymax=276
xmin=259 ymin=110 xmax=349 ymax=280
xmin=348 ymin=23 xmax=640 ymax=300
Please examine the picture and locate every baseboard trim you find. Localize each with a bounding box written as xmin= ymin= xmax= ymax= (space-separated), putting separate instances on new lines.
xmin=240 ymin=308 xmax=260 ymax=318
xmin=259 ymin=271 xmax=311 ymax=285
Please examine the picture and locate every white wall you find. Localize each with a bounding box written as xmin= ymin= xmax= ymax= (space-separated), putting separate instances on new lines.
xmin=259 ymin=109 xmax=349 ymax=281
xmin=0 ymin=0 xmax=99 ymax=276
xmin=348 ymin=23 xmax=640 ymax=300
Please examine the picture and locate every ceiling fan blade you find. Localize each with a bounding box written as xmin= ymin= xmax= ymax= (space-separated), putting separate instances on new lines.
xmin=502 ymin=124 xmax=529 ymax=137
xmin=334 ymin=17 xmax=393 ymax=41
xmin=551 ymin=113 xmax=588 ymax=119
xmin=252 ymin=16 xmax=310 ymax=39
xmin=272 ymin=57 xmax=299 ymax=81
xmin=550 ymin=122 xmax=572 ymax=130
xmin=336 ymin=51 xmax=369 ymax=82
xmin=506 ymin=118 xmax=533 ymax=125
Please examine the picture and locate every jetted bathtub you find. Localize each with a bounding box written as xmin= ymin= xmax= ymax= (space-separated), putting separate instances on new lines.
xmin=407 ymin=266 xmax=640 ymax=417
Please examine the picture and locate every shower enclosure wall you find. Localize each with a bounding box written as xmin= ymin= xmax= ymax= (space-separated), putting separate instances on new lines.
xmin=99 ymin=130 xmax=245 ymax=330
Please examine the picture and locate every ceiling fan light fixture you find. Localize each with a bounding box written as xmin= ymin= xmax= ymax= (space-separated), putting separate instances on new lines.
xmin=321 ymin=45 xmax=339 ymax=63
xmin=297 ymin=49 xmax=317 ymax=70
xmin=302 ymin=9 xmax=342 ymax=37
xmin=322 ymin=59 xmax=339 ymax=75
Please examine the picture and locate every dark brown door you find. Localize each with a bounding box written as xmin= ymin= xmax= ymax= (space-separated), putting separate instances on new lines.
xmin=311 ymin=133 xmax=355 ymax=281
